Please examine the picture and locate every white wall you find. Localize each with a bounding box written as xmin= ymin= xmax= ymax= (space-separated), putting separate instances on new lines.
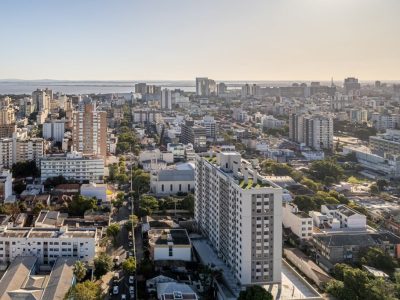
xmin=154 ymin=246 xmax=191 ymax=261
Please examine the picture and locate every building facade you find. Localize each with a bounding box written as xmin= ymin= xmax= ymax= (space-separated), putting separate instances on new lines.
xmin=195 ymin=152 xmax=282 ymax=285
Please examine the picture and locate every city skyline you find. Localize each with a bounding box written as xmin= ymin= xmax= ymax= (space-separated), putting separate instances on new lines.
xmin=1 ymin=0 xmax=400 ymax=81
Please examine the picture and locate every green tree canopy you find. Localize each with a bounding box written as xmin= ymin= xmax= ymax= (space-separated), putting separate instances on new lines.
xmin=68 ymin=195 xmax=97 ymax=216
xmin=73 ymin=261 xmax=87 ymax=282
xmin=140 ymin=195 xmax=159 ymax=216
xmin=12 ymin=161 xmax=40 ymax=178
xmin=238 ymin=285 xmax=273 ymax=300
xmin=122 ymin=257 xmax=137 ymax=274
xmin=308 ymin=159 xmax=344 ymax=184
xmin=66 ymin=280 xmax=103 ymax=300
xmin=94 ymin=253 xmax=113 ymax=279
xmin=106 ymin=223 xmax=121 ymax=245
xmin=125 ymin=214 xmax=139 ymax=231
xmin=360 ymin=247 xmax=398 ymax=274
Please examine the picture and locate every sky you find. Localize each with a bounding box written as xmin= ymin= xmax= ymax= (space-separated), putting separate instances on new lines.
xmin=1 ymin=0 xmax=399 ymax=81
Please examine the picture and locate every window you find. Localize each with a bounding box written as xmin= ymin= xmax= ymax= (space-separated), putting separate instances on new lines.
xmin=161 ymin=184 xmax=164 ymax=192
xmin=170 ymin=184 xmax=173 ymax=191
xmin=168 ymin=246 xmax=173 ymax=257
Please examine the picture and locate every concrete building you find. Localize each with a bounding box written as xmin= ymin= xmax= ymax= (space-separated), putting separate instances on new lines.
xmin=148 ymin=229 xmax=192 ymax=261
xmin=344 ymin=77 xmax=361 ymax=95
xmin=195 ymin=152 xmax=283 ymax=285
xmin=282 ymin=203 xmax=313 ymax=240
xmin=43 ymin=119 xmax=66 ymax=142
xmin=196 ymin=77 xmax=212 ymax=97
xmin=262 ymin=115 xmax=286 ymax=129
xmin=80 ymin=183 xmax=108 ymax=203
xmin=313 ymin=231 xmax=400 ymax=269
xmin=0 ymin=170 xmax=13 ymax=203
xmin=371 ymin=113 xmax=400 ymax=131
xmin=370 ymin=129 xmax=400 ymax=156
xmin=0 ymin=136 xmax=44 ymax=169
xmin=161 ymin=88 xmax=172 ymax=110
xmin=349 ymin=109 xmax=368 ymax=124
xmin=132 ymin=109 xmax=161 ymax=124
xmin=157 ymin=282 xmax=198 ymax=300
xmin=202 ymin=115 xmax=217 ymax=139
xmin=180 ymin=120 xmax=206 ymax=151
xmin=0 ymin=226 xmax=98 ymax=264
xmin=150 ymin=163 xmax=195 ymax=196
xmin=319 ymin=204 xmax=366 ymax=230
xmin=72 ymin=100 xmax=107 ymax=157
xmin=40 ymin=152 xmax=105 ymax=183
xmin=289 ymin=113 xmax=333 ymax=150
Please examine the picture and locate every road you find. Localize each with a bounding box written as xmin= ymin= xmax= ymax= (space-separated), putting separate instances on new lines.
xmin=106 ymin=202 xmax=136 ymax=300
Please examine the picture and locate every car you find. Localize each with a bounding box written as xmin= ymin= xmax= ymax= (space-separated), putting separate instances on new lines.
xmin=129 ymin=286 xmax=135 ymax=294
xmin=129 ymin=275 xmax=135 ymax=284
xmin=128 ymin=241 xmax=133 ymax=247
xmin=113 ymin=286 xmax=119 ymax=295
xmin=121 ymin=294 xmax=127 ymax=300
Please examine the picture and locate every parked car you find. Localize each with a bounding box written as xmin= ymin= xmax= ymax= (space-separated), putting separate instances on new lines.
xmin=113 ymin=286 xmax=119 ymax=295
xmin=129 ymin=286 xmax=135 ymax=295
xmin=129 ymin=275 xmax=135 ymax=284
xmin=121 ymin=294 xmax=127 ymax=300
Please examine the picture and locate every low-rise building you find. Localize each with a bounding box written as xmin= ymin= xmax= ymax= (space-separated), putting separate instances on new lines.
xmin=148 ymin=229 xmax=192 ymax=262
xmin=0 ymin=170 xmax=12 ymax=203
xmin=150 ymin=163 xmax=195 ymax=196
xmin=282 ymin=203 xmax=313 ymax=240
xmin=40 ymin=152 xmax=105 ymax=183
xmin=0 ymin=226 xmax=98 ymax=264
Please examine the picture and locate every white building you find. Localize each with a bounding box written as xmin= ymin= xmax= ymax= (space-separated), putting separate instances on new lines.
xmin=40 ymin=152 xmax=105 ymax=183
xmin=320 ymin=204 xmax=366 ymax=230
xmin=139 ymin=149 xmax=174 ymax=165
xmin=80 ymin=183 xmax=108 ymax=203
xmin=282 ymin=203 xmax=313 ymax=240
xmin=148 ymin=229 xmax=192 ymax=261
xmin=202 ymin=115 xmax=217 ymax=139
xmin=0 ymin=170 xmax=13 ymax=203
xmin=150 ymin=163 xmax=195 ymax=196
xmin=0 ymin=136 xmax=45 ymax=168
xmin=262 ymin=115 xmax=286 ymax=129
xmin=289 ymin=113 xmax=333 ymax=150
xmin=195 ymin=152 xmax=282 ymax=285
xmin=43 ymin=119 xmax=65 ymax=142
xmin=0 ymin=226 xmax=98 ymax=264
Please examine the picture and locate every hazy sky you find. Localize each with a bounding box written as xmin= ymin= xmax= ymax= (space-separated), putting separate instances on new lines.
xmin=1 ymin=0 xmax=399 ymax=81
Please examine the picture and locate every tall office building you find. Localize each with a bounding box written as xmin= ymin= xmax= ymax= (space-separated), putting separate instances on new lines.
xmin=202 ymin=115 xmax=217 ymax=139
xmin=217 ymin=82 xmax=227 ymax=95
xmin=32 ymin=89 xmax=52 ymax=112
xmin=195 ymin=152 xmax=282 ymax=285
xmin=196 ymin=77 xmax=210 ymax=97
xmin=135 ymin=83 xmax=147 ymax=94
xmin=161 ymin=89 xmax=172 ymax=110
xmin=72 ymin=100 xmax=107 ymax=157
xmin=180 ymin=119 xmax=206 ymax=151
xmin=344 ymin=77 xmax=361 ymax=95
xmin=289 ymin=113 xmax=333 ymax=150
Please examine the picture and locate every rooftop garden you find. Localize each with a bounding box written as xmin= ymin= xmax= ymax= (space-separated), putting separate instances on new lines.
xmin=239 ymin=178 xmax=270 ymax=189
xmin=205 ymin=156 xmax=217 ymax=164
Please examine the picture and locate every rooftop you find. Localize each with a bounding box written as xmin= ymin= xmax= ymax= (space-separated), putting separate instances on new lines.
xmin=149 ymin=229 xmax=191 ymax=246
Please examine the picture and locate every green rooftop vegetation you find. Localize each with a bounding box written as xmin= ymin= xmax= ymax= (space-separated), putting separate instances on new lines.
xmin=205 ymin=156 xmax=217 ymax=164
xmin=239 ymin=178 xmax=270 ymax=189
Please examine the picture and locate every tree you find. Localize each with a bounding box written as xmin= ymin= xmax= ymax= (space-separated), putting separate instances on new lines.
xmin=73 ymin=261 xmax=87 ymax=282
xmin=238 ymin=285 xmax=273 ymax=300
xmin=66 ymin=280 xmax=103 ymax=300
xmin=132 ymin=171 xmax=150 ymax=195
xmin=122 ymin=257 xmax=136 ymax=274
xmin=360 ymin=247 xmax=398 ymax=273
xmin=94 ymin=253 xmax=113 ymax=279
xmin=325 ymin=279 xmax=345 ymax=300
xmin=33 ymin=202 xmax=46 ymax=215
xmin=293 ymin=195 xmax=316 ymax=212
xmin=181 ymin=194 xmax=195 ymax=214
xmin=300 ymin=177 xmax=320 ymax=191
xmin=125 ymin=214 xmax=139 ymax=231
xmin=376 ymin=179 xmax=388 ymax=192
xmin=140 ymin=195 xmax=159 ymax=216
xmin=106 ymin=223 xmax=121 ymax=245
xmin=261 ymin=159 xmax=293 ymax=176
xmin=370 ymin=184 xmax=379 ymax=195
xmin=309 ymin=159 xmax=344 ymax=184
xmin=12 ymin=161 xmax=40 ymax=178
xmin=68 ymin=195 xmax=97 ymax=216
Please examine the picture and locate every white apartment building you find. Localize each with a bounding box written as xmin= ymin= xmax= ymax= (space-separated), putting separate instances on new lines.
xmin=349 ymin=109 xmax=368 ymax=124
xmin=320 ymin=204 xmax=366 ymax=229
xmin=0 ymin=226 xmax=98 ymax=264
xmin=289 ymin=113 xmax=333 ymax=150
xmin=195 ymin=152 xmax=282 ymax=285
xmin=262 ymin=115 xmax=286 ymax=129
xmin=0 ymin=170 xmax=12 ymax=203
xmin=148 ymin=229 xmax=192 ymax=262
xmin=282 ymin=203 xmax=313 ymax=240
xmin=0 ymin=137 xmax=44 ymax=168
xmin=43 ymin=120 xmax=66 ymax=142
xmin=40 ymin=151 xmax=105 ymax=183
xmin=370 ymin=129 xmax=400 ymax=156
xmin=202 ymin=115 xmax=217 ymax=139
xmin=371 ymin=113 xmax=400 ymax=131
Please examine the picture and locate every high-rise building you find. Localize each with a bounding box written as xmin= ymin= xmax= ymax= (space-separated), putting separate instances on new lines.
xmin=195 ymin=152 xmax=282 ymax=285
xmin=344 ymin=77 xmax=361 ymax=95
xmin=202 ymin=115 xmax=217 ymax=139
xmin=217 ymin=82 xmax=227 ymax=95
xmin=32 ymin=89 xmax=52 ymax=112
xmin=161 ymin=88 xmax=172 ymax=110
xmin=196 ymin=77 xmax=210 ymax=97
xmin=0 ymin=137 xmax=45 ymax=169
xmin=180 ymin=120 xmax=206 ymax=151
xmin=72 ymin=100 xmax=107 ymax=157
xmin=289 ymin=113 xmax=333 ymax=150
xmin=135 ymin=83 xmax=147 ymax=94
xmin=43 ymin=120 xmax=66 ymax=142
xmin=0 ymin=97 xmax=15 ymax=125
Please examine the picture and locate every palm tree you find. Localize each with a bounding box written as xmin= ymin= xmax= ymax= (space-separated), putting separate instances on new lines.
xmin=73 ymin=261 xmax=87 ymax=282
